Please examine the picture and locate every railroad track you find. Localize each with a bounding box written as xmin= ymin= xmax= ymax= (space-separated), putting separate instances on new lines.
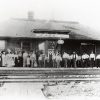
xmin=0 ymin=67 xmax=100 ymax=82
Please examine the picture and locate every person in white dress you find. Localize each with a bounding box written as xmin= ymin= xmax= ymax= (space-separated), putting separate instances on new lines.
xmin=2 ymin=51 xmax=6 ymax=67
xmin=23 ymin=51 xmax=28 ymax=67
xmin=27 ymin=55 xmax=31 ymax=67
xmin=6 ymin=49 xmax=15 ymax=67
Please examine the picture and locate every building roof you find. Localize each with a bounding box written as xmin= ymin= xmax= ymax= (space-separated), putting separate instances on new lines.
xmin=0 ymin=18 xmax=99 ymax=40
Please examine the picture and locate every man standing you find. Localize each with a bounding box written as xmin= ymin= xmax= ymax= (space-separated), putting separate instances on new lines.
xmin=69 ymin=54 xmax=73 ymax=68
xmin=52 ymin=53 xmax=56 ymax=68
xmin=96 ymin=54 xmax=100 ymax=68
xmin=72 ymin=52 xmax=78 ymax=68
xmin=38 ymin=51 xmax=45 ymax=67
xmin=90 ymin=51 xmax=95 ymax=68
xmin=14 ymin=51 xmax=18 ymax=67
xmin=62 ymin=52 xmax=69 ymax=68
xmin=82 ymin=53 xmax=89 ymax=67
xmin=55 ymin=53 xmax=62 ymax=68
xmin=76 ymin=55 xmax=81 ymax=67
xmin=18 ymin=51 xmax=23 ymax=67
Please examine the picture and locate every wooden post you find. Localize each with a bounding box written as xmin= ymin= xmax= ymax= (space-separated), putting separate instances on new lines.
xmin=30 ymin=42 xmax=33 ymax=51
xmin=45 ymin=40 xmax=48 ymax=57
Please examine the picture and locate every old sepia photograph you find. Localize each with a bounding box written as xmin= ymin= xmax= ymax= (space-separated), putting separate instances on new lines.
xmin=0 ymin=0 xmax=100 ymax=100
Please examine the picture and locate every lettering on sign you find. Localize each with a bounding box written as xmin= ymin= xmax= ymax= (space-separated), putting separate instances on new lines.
xmin=35 ymin=33 xmax=69 ymax=38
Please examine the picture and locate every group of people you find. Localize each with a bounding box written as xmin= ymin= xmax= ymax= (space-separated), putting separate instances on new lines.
xmin=0 ymin=49 xmax=37 ymax=67
xmin=44 ymin=51 xmax=96 ymax=68
xmin=0 ymin=48 xmax=100 ymax=68
xmin=62 ymin=51 xmax=100 ymax=68
xmin=45 ymin=51 xmax=100 ymax=68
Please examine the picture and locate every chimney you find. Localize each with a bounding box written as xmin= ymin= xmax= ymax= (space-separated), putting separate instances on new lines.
xmin=28 ymin=11 xmax=34 ymax=20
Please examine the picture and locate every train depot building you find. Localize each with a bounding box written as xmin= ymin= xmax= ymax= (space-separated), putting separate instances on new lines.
xmin=0 ymin=13 xmax=100 ymax=68
xmin=0 ymin=16 xmax=100 ymax=56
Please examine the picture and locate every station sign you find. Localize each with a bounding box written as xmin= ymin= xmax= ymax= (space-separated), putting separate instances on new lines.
xmin=35 ymin=33 xmax=69 ymax=39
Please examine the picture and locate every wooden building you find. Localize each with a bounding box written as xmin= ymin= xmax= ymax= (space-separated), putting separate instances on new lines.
xmin=0 ymin=16 xmax=100 ymax=56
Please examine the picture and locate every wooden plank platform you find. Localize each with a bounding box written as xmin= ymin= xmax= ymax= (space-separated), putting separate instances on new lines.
xmin=0 ymin=67 xmax=100 ymax=82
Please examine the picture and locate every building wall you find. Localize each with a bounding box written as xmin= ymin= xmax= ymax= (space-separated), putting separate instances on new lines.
xmin=95 ymin=44 xmax=100 ymax=55
xmin=2 ymin=38 xmax=100 ymax=56
xmin=6 ymin=38 xmax=45 ymax=52
xmin=7 ymin=39 xmax=21 ymax=51
xmin=62 ymin=40 xmax=81 ymax=54
xmin=62 ymin=40 xmax=96 ymax=55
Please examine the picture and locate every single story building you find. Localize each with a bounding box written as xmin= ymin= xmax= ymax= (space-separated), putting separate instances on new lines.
xmin=0 ymin=13 xmax=100 ymax=56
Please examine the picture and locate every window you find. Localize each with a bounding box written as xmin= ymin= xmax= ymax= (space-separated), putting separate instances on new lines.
xmin=22 ymin=41 xmax=31 ymax=51
xmin=38 ymin=42 xmax=45 ymax=51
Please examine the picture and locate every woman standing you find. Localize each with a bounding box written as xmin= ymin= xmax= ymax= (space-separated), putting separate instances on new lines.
xmin=27 ymin=54 xmax=31 ymax=67
xmin=6 ymin=49 xmax=15 ymax=67
xmin=0 ymin=51 xmax=2 ymax=67
xmin=2 ymin=51 xmax=6 ymax=67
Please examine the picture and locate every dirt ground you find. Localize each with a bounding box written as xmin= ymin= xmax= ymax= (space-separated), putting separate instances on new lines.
xmin=0 ymin=81 xmax=100 ymax=100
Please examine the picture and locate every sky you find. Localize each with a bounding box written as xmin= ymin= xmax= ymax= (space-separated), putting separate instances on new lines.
xmin=0 ymin=0 xmax=100 ymax=31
